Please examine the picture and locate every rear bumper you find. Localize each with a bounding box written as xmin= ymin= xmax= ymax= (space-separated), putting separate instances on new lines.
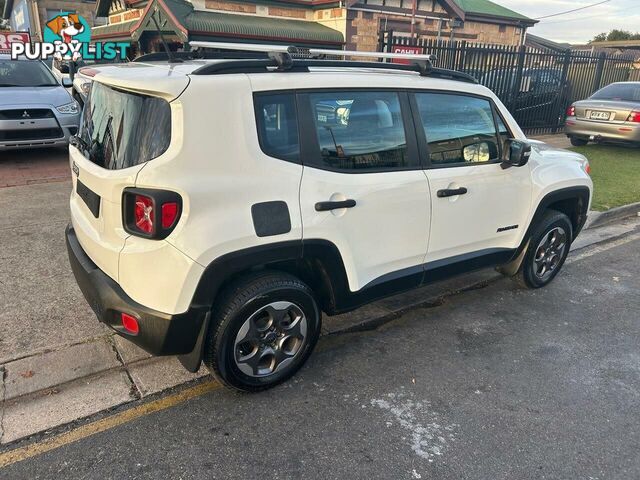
xmin=565 ymin=118 xmax=640 ymax=142
xmin=65 ymin=224 xmax=207 ymax=356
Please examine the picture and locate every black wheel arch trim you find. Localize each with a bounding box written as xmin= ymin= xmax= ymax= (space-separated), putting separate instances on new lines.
xmin=512 ymin=186 xmax=591 ymax=261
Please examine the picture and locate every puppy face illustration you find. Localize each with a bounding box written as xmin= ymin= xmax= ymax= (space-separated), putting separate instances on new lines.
xmin=46 ymin=14 xmax=85 ymax=43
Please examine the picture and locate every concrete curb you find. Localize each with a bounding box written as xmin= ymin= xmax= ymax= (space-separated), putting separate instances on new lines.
xmin=585 ymin=202 xmax=640 ymax=230
xmin=1 ymin=214 xmax=639 ymax=447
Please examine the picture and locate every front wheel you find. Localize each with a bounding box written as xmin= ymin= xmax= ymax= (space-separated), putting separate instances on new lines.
xmin=204 ymin=271 xmax=321 ymax=392
xmin=516 ymin=210 xmax=573 ymax=289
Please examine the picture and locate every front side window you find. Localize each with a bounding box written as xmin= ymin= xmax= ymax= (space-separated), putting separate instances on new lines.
xmin=308 ymin=91 xmax=414 ymax=171
xmin=255 ymin=93 xmax=299 ymax=162
xmin=415 ymin=93 xmax=501 ymax=166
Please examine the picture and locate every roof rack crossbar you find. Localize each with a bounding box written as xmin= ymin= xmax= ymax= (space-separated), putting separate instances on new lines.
xmin=187 ymin=41 xmax=477 ymax=83
xmin=189 ymin=41 xmax=437 ymax=64
xmin=191 ymin=58 xmax=477 ymax=84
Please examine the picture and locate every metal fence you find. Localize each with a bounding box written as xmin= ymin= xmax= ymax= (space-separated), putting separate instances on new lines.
xmin=379 ymin=33 xmax=637 ymax=134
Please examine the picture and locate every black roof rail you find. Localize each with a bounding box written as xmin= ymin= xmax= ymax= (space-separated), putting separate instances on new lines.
xmin=191 ymin=58 xmax=478 ymax=84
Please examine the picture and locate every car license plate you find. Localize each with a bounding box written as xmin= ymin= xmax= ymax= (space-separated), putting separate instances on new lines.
xmin=590 ymin=110 xmax=610 ymax=121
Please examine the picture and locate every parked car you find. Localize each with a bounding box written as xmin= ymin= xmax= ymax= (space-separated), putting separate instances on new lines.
xmin=566 ymin=82 xmax=640 ymax=146
xmin=48 ymin=57 xmax=128 ymax=106
xmin=65 ymin=47 xmax=592 ymax=392
xmin=479 ymin=68 xmax=572 ymax=128
xmin=0 ymin=55 xmax=80 ymax=150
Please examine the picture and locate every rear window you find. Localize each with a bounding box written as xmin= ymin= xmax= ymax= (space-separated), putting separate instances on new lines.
xmin=591 ymin=83 xmax=640 ymax=102
xmin=77 ymin=82 xmax=171 ymax=169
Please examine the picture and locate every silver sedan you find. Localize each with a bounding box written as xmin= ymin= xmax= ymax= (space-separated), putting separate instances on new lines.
xmin=565 ymin=82 xmax=640 ymax=147
xmin=0 ymin=55 xmax=80 ymax=150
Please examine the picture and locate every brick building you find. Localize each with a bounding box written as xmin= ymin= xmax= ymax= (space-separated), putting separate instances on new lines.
xmin=347 ymin=0 xmax=537 ymax=52
xmin=3 ymin=0 xmax=534 ymax=56
xmin=90 ymin=0 xmax=345 ymax=56
xmin=2 ymin=0 xmax=103 ymax=42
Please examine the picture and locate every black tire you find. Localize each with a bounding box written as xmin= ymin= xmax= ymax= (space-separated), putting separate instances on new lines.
xmin=570 ymin=137 xmax=588 ymax=147
xmin=204 ymin=271 xmax=321 ymax=392
xmin=516 ymin=210 xmax=573 ymax=289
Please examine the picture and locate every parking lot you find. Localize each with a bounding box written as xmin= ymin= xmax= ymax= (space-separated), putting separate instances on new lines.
xmin=1 ymin=226 xmax=639 ymax=480
xmin=0 ymin=148 xmax=69 ymax=188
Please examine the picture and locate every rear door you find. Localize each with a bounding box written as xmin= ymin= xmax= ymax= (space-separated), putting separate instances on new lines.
xmin=412 ymin=91 xmax=532 ymax=266
xmin=299 ymin=90 xmax=431 ymax=294
xmin=69 ymin=81 xmax=173 ymax=282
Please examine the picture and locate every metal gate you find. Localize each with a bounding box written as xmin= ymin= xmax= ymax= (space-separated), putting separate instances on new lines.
xmin=379 ymin=32 xmax=637 ymax=135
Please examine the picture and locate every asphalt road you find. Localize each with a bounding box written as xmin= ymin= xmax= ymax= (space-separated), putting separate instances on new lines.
xmin=3 ymin=235 xmax=639 ymax=480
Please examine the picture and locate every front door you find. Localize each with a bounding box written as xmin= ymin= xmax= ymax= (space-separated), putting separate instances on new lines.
xmin=412 ymin=91 xmax=532 ymax=268
xmin=298 ymin=90 xmax=431 ymax=294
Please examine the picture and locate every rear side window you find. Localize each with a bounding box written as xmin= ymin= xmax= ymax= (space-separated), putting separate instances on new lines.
xmin=254 ymin=93 xmax=299 ymax=162
xmin=415 ymin=92 xmax=501 ymax=166
xmin=307 ymin=91 xmax=415 ymax=171
xmin=78 ymin=82 xmax=171 ymax=170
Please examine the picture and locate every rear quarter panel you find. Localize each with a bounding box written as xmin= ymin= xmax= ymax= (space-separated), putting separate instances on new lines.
xmin=129 ymin=74 xmax=304 ymax=311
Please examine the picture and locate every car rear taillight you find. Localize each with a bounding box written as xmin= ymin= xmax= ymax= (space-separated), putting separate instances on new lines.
xmin=161 ymin=202 xmax=179 ymax=229
xmin=627 ymin=111 xmax=640 ymax=123
xmin=566 ymin=105 xmax=576 ymax=117
xmin=122 ymin=188 xmax=182 ymax=239
xmin=134 ymin=195 xmax=154 ymax=234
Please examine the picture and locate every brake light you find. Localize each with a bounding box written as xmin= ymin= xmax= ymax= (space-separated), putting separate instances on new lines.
xmin=161 ymin=202 xmax=179 ymax=229
xmin=134 ymin=195 xmax=154 ymax=234
xmin=123 ymin=189 xmax=182 ymax=239
xmin=627 ymin=111 xmax=640 ymax=123
xmin=566 ymin=105 xmax=576 ymax=117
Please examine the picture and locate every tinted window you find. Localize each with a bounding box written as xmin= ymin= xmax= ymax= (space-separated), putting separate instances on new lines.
xmin=415 ymin=93 xmax=500 ymax=165
xmin=255 ymin=94 xmax=299 ymax=162
xmin=0 ymin=59 xmax=59 ymax=87
xmin=78 ymin=82 xmax=171 ymax=170
xmin=308 ymin=91 xmax=414 ymax=171
xmin=591 ymin=83 xmax=640 ymax=102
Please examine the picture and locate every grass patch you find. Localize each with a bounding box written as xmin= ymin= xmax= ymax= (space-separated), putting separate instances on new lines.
xmin=569 ymin=144 xmax=640 ymax=211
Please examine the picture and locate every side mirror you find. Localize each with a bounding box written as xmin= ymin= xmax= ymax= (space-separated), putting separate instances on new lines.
xmin=462 ymin=141 xmax=498 ymax=163
xmin=62 ymin=77 xmax=73 ymax=88
xmin=502 ymin=140 xmax=531 ymax=169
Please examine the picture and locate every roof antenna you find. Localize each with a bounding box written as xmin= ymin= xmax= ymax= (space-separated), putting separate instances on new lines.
xmin=151 ymin=8 xmax=182 ymax=63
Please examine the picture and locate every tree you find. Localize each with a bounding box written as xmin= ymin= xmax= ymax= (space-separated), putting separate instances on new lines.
xmin=591 ymin=29 xmax=640 ymax=43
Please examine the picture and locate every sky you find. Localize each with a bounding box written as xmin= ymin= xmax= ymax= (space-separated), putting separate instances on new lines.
xmin=492 ymin=0 xmax=640 ymax=44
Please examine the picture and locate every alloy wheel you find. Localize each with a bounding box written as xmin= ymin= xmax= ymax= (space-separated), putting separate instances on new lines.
xmin=233 ymin=301 xmax=308 ymax=377
xmin=533 ymin=226 xmax=568 ymax=282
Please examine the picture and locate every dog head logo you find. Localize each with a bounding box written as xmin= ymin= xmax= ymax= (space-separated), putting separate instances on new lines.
xmin=46 ymin=14 xmax=85 ymax=43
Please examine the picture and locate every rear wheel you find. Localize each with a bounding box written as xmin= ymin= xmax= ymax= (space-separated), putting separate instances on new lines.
xmin=204 ymin=271 xmax=321 ymax=392
xmin=515 ymin=210 xmax=573 ymax=289
xmin=570 ymin=137 xmax=588 ymax=147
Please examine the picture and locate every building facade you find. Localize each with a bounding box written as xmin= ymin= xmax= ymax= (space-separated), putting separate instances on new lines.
xmin=348 ymin=0 xmax=537 ymax=52
xmin=2 ymin=0 xmax=103 ymax=42
xmin=3 ymin=0 xmax=535 ymax=54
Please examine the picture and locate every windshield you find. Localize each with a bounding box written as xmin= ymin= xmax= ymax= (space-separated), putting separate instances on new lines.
xmin=0 ymin=59 xmax=59 ymax=87
xmin=591 ymin=83 xmax=640 ymax=102
xmin=77 ymin=82 xmax=171 ymax=170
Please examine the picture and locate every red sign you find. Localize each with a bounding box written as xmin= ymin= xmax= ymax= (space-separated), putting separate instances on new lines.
xmin=0 ymin=32 xmax=31 ymax=54
xmin=391 ymin=45 xmax=423 ymax=64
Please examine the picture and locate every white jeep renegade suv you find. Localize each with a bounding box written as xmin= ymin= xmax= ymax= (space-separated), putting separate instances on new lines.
xmin=66 ymin=46 xmax=592 ymax=392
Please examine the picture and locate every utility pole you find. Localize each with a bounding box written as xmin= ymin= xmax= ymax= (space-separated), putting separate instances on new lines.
xmin=411 ymin=0 xmax=417 ymax=39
